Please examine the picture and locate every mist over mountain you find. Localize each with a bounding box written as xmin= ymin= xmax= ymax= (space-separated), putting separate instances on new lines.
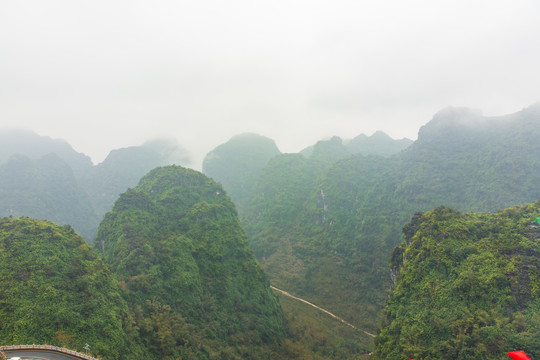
xmin=0 ymin=131 xmax=191 ymax=241
xmin=1 ymin=104 xmax=540 ymax=358
xmin=219 ymin=104 xmax=540 ymax=357
xmin=299 ymin=131 xmax=412 ymax=159
xmin=82 ymin=138 xmax=192 ymax=219
xmin=0 ymin=153 xmax=99 ymax=240
xmin=202 ymin=133 xmax=281 ymax=213
xmin=346 ymin=131 xmax=413 ymax=157
xmin=2 ymin=0 xmax=539 ymax=356
xmin=0 ymin=129 xmax=94 ymax=179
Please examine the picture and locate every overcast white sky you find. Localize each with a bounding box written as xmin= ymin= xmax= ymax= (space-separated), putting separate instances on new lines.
xmin=1 ymin=0 xmax=539 ymax=168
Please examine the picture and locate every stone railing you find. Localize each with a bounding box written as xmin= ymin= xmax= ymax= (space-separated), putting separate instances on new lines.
xmin=0 ymin=345 xmax=99 ymax=360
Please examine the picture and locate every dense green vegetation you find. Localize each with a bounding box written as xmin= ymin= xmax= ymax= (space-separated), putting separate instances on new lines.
xmin=202 ymin=133 xmax=281 ymax=214
xmin=276 ymin=293 xmax=372 ymax=360
xmin=346 ymin=131 xmax=413 ymax=157
xmin=201 ymin=132 xmax=411 ymax=358
xmin=2 ymin=105 xmax=540 ymax=359
xmin=0 ymin=217 xmax=138 ymax=359
xmin=0 ymin=154 xmax=99 ymax=240
xmin=95 ymin=166 xmax=287 ymax=359
xmin=0 ymin=131 xmax=191 ymax=242
xmin=373 ymin=202 xmax=540 ymax=359
xmin=299 ymin=131 xmax=412 ymax=159
xmin=235 ymin=104 xmax=540 ymax=357
xmin=82 ymin=138 xmax=191 ymax=219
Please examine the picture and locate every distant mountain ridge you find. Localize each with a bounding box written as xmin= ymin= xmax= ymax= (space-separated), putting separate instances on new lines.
xmin=218 ymin=103 xmax=540 ymax=357
xmin=0 ymin=153 xmax=99 ymax=240
xmin=203 ymin=131 xmax=411 ymax=213
xmin=346 ymin=130 xmax=413 ymax=157
xmin=0 ymin=131 xmax=191 ymax=241
xmin=202 ymin=133 xmax=281 ymax=213
xmin=299 ymin=131 xmax=412 ymax=159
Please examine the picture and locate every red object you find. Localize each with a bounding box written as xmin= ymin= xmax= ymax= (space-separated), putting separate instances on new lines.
xmin=508 ymin=351 xmax=531 ymax=360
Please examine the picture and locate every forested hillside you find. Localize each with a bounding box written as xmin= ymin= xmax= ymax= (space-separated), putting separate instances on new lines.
xmin=299 ymin=131 xmax=412 ymax=159
xmin=95 ymin=166 xmax=287 ymax=360
xmin=346 ymin=131 xmax=413 ymax=157
xmin=0 ymin=154 xmax=99 ymax=240
xmin=81 ymin=138 xmax=191 ymax=219
xmin=202 ymin=133 xmax=281 ymax=213
xmin=2 ymin=104 xmax=539 ymax=359
xmin=234 ymin=104 xmax=540 ymax=355
xmin=0 ymin=131 xmax=190 ymax=241
xmin=373 ymin=202 xmax=540 ymax=359
xmin=0 ymin=217 xmax=139 ymax=359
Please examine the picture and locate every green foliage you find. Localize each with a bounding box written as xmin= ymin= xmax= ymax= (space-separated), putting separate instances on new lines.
xmin=95 ymin=165 xmax=287 ymax=359
xmin=83 ymin=139 xmax=191 ymax=221
xmin=0 ymin=154 xmax=100 ymax=241
xmin=244 ymin=154 xmax=321 ymax=258
xmin=0 ymin=217 xmax=138 ymax=359
xmin=0 ymin=134 xmax=191 ymax=242
xmin=300 ymin=132 xmax=412 ymax=159
xmin=202 ymin=133 xmax=281 ymax=214
xmin=372 ymin=202 xmax=540 ymax=359
xmin=346 ymin=131 xmax=413 ymax=157
xmin=307 ymin=136 xmax=351 ymax=164
xmin=240 ymin=104 xmax=540 ymax=356
xmin=277 ymin=294 xmax=373 ymax=360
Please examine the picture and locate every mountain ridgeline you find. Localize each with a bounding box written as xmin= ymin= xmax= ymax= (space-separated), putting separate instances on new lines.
xmin=0 ymin=132 xmax=191 ymax=241
xmin=0 ymin=166 xmax=292 ymax=359
xmin=202 ymin=133 xmax=281 ymax=214
xmin=95 ymin=166 xmax=287 ymax=359
xmin=300 ymin=131 xmax=413 ymax=160
xmin=373 ymin=202 xmax=540 ymax=359
xmin=202 ymin=131 xmax=411 ymax=214
xmin=0 ymin=153 xmax=99 ymax=240
xmin=1 ymin=103 xmax=540 ymax=359
xmin=204 ymin=103 xmax=540 ymax=357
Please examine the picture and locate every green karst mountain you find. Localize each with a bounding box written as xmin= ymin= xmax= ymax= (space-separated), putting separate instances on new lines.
xmin=0 ymin=129 xmax=94 ymax=178
xmin=302 ymin=136 xmax=352 ymax=164
xmin=2 ymin=104 xmax=540 ymax=359
xmin=373 ymin=202 xmax=540 ymax=359
xmin=204 ymin=130 xmax=415 ymax=358
xmin=346 ymin=131 xmax=413 ymax=157
xmin=299 ymin=131 xmax=412 ymax=160
xmin=82 ymin=138 xmax=192 ymax=219
xmin=0 ymin=154 xmax=99 ymax=240
xmin=0 ymin=217 xmax=137 ymax=359
xmin=95 ymin=166 xmax=287 ymax=359
xmin=202 ymin=133 xmax=281 ymax=213
xmin=234 ymin=104 xmax=540 ymax=357
xmin=0 ymin=131 xmax=191 ymax=242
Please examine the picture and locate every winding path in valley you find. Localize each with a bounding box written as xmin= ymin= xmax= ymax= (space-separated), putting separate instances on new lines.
xmin=270 ymin=286 xmax=377 ymax=338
